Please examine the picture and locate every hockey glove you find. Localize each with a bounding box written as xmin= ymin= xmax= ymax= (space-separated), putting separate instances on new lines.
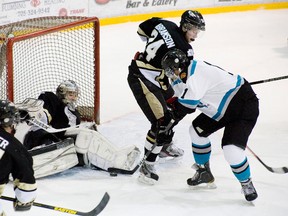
xmin=14 ymin=199 xmax=34 ymax=211
xmin=166 ymin=97 xmax=195 ymax=122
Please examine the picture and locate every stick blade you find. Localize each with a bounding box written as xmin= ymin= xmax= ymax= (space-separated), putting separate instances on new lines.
xmin=107 ymin=165 xmax=139 ymax=175
xmin=83 ymin=192 xmax=110 ymax=216
xmin=268 ymin=166 xmax=288 ymax=174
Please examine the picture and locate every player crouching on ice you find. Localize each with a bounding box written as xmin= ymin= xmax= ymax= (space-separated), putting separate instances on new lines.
xmin=0 ymin=100 xmax=37 ymax=216
xmin=17 ymin=80 xmax=140 ymax=178
xmin=161 ymin=49 xmax=259 ymax=202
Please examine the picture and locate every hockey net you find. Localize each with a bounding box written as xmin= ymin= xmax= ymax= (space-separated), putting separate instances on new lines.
xmin=0 ymin=16 xmax=100 ymax=124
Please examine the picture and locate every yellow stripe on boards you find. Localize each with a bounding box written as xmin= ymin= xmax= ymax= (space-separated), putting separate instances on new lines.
xmin=99 ymin=2 xmax=288 ymax=26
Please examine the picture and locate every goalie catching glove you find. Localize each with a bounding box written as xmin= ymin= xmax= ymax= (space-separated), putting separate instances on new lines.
xmin=16 ymin=98 xmax=51 ymax=124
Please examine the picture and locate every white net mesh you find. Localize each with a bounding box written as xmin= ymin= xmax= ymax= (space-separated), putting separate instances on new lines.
xmin=0 ymin=16 xmax=100 ymax=123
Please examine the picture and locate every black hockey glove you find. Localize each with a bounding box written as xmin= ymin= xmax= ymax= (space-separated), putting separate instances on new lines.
xmin=166 ymin=97 xmax=195 ymax=122
xmin=14 ymin=198 xmax=34 ymax=211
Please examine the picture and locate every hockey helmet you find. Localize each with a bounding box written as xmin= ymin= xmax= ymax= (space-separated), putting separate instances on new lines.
xmin=180 ymin=10 xmax=205 ymax=31
xmin=56 ymin=80 xmax=79 ymax=105
xmin=0 ymin=100 xmax=20 ymax=127
xmin=161 ymin=49 xmax=189 ymax=78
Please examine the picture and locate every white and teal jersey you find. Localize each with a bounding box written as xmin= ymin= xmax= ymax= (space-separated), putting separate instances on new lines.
xmin=172 ymin=60 xmax=244 ymax=121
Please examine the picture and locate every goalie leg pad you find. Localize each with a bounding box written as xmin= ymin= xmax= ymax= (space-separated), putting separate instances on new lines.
xmin=86 ymin=131 xmax=141 ymax=171
xmin=74 ymin=130 xmax=94 ymax=154
xmin=30 ymin=138 xmax=78 ymax=178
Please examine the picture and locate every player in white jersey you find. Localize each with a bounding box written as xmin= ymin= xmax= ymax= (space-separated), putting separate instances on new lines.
xmin=161 ymin=49 xmax=259 ymax=202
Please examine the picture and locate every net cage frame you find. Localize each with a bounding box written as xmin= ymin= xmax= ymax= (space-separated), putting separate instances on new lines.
xmin=0 ymin=16 xmax=100 ymax=124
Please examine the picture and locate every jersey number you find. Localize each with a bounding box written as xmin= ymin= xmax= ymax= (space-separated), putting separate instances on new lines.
xmin=145 ymin=30 xmax=164 ymax=61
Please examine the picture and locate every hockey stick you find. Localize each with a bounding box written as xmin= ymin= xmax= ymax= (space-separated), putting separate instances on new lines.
xmin=28 ymin=118 xmax=93 ymax=133
xmin=250 ymin=75 xmax=288 ymax=85
xmin=0 ymin=192 xmax=110 ymax=216
xmin=247 ymin=146 xmax=288 ymax=174
xmin=107 ymin=119 xmax=175 ymax=175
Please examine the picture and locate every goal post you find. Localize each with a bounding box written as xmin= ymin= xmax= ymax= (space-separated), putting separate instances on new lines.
xmin=0 ymin=16 xmax=100 ymax=124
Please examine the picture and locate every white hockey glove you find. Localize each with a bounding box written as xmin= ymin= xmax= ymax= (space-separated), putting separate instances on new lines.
xmin=16 ymin=98 xmax=51 ymax=124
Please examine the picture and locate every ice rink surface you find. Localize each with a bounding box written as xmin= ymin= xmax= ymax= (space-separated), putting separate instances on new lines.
xmin=1 ymin=8 xmax=288 ymax=216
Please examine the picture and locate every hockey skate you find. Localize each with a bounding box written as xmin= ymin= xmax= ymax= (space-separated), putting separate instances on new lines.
xmin=241 ymin=178 xmax=258 ymax=201
xmin=187 ymin=162 xmax=216 ymax=189
xmin=159 ymin=143 xmax=184 ymax=162
xmin=138 ymin=161 xmax=159 ymax=185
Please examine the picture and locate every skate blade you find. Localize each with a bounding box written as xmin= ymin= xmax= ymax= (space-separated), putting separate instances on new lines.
xmin=189 ymin=182 xmax=217 ymax=190
xmin=137 ymin=173 xmax=157 ymax=185
xmin=158 ymin=155 xmax=183 ymax=164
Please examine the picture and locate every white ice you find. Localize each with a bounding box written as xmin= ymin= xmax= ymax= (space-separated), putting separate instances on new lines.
xmin=1 ymin=9 xmax=288 ymax=216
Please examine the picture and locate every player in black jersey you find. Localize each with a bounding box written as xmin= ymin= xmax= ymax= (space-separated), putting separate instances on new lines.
xmin=127 ymin=10 xmax=205 ymax=184
xmin=0 ymin=100 xmax=37 ymax=215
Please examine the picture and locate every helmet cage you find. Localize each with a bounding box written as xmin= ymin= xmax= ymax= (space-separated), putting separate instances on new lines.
xmin=56 ymin=80 xmax=79 ymax=106
xmin=161 ymin=49 xmax=189 ymax=78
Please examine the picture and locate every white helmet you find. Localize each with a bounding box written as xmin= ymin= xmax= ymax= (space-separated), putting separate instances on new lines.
xmin=56 ymin=80 xmax=79 ymax=109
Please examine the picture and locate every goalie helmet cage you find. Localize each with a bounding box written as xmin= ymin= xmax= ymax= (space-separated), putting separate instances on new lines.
xmin=0 ymin=16 xmax=100 ymax=124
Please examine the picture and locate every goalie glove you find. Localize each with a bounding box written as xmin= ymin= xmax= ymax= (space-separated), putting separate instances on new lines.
xmin=16 ymin=98 xmax=51 ymax=124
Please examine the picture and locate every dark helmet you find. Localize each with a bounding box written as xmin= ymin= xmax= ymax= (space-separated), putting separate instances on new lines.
xmin=180 ymin=10 xmax=205 ymax=31
xmin=161 ymin=49 xmax=189 ymax=77
xmin=0 ymin=100 xmax=20 ymax=127
xmin=56 ymin=80 xmax=79 ymax=104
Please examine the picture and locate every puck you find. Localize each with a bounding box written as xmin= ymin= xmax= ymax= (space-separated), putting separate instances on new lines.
xmin=110 ymin=172 xmax=118 ymax=177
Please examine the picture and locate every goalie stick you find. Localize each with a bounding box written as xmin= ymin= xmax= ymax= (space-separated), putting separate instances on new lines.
xmin=0 ymin=192 xmax=110 ymax=216
xmin=28 ymin=118 xmax=92 ymax=133
xmin=247 ymin=146 xmax=288 ymax=174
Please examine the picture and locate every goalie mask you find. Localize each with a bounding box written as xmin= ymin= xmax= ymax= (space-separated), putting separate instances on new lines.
xmin=0 ymin=100 xmax=20 ymax=128
xmin=161 ymin=49 xmax=189 ymax=79
xmin=56 ymin=80 xmax=79 ymax=110
xmin=180 ymin=10 xmax=206 ymax=32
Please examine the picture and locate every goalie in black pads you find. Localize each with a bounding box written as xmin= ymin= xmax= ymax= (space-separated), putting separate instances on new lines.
xmin=161 ymin=49 xmax=259 ymax=202
xmin=0 ymin=100 xmax=37 ymax=216
xmin=21 ymin=80 xmax=140 ymax=178
xmin=128 ymin=10 xmax=205 ymax=184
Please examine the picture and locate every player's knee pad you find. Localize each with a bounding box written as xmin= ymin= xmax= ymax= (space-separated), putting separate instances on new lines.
xmin=189 ymin=124 xmax=210 ymax=145
xmin=223 ymin=145 xmax=246 ymax=165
